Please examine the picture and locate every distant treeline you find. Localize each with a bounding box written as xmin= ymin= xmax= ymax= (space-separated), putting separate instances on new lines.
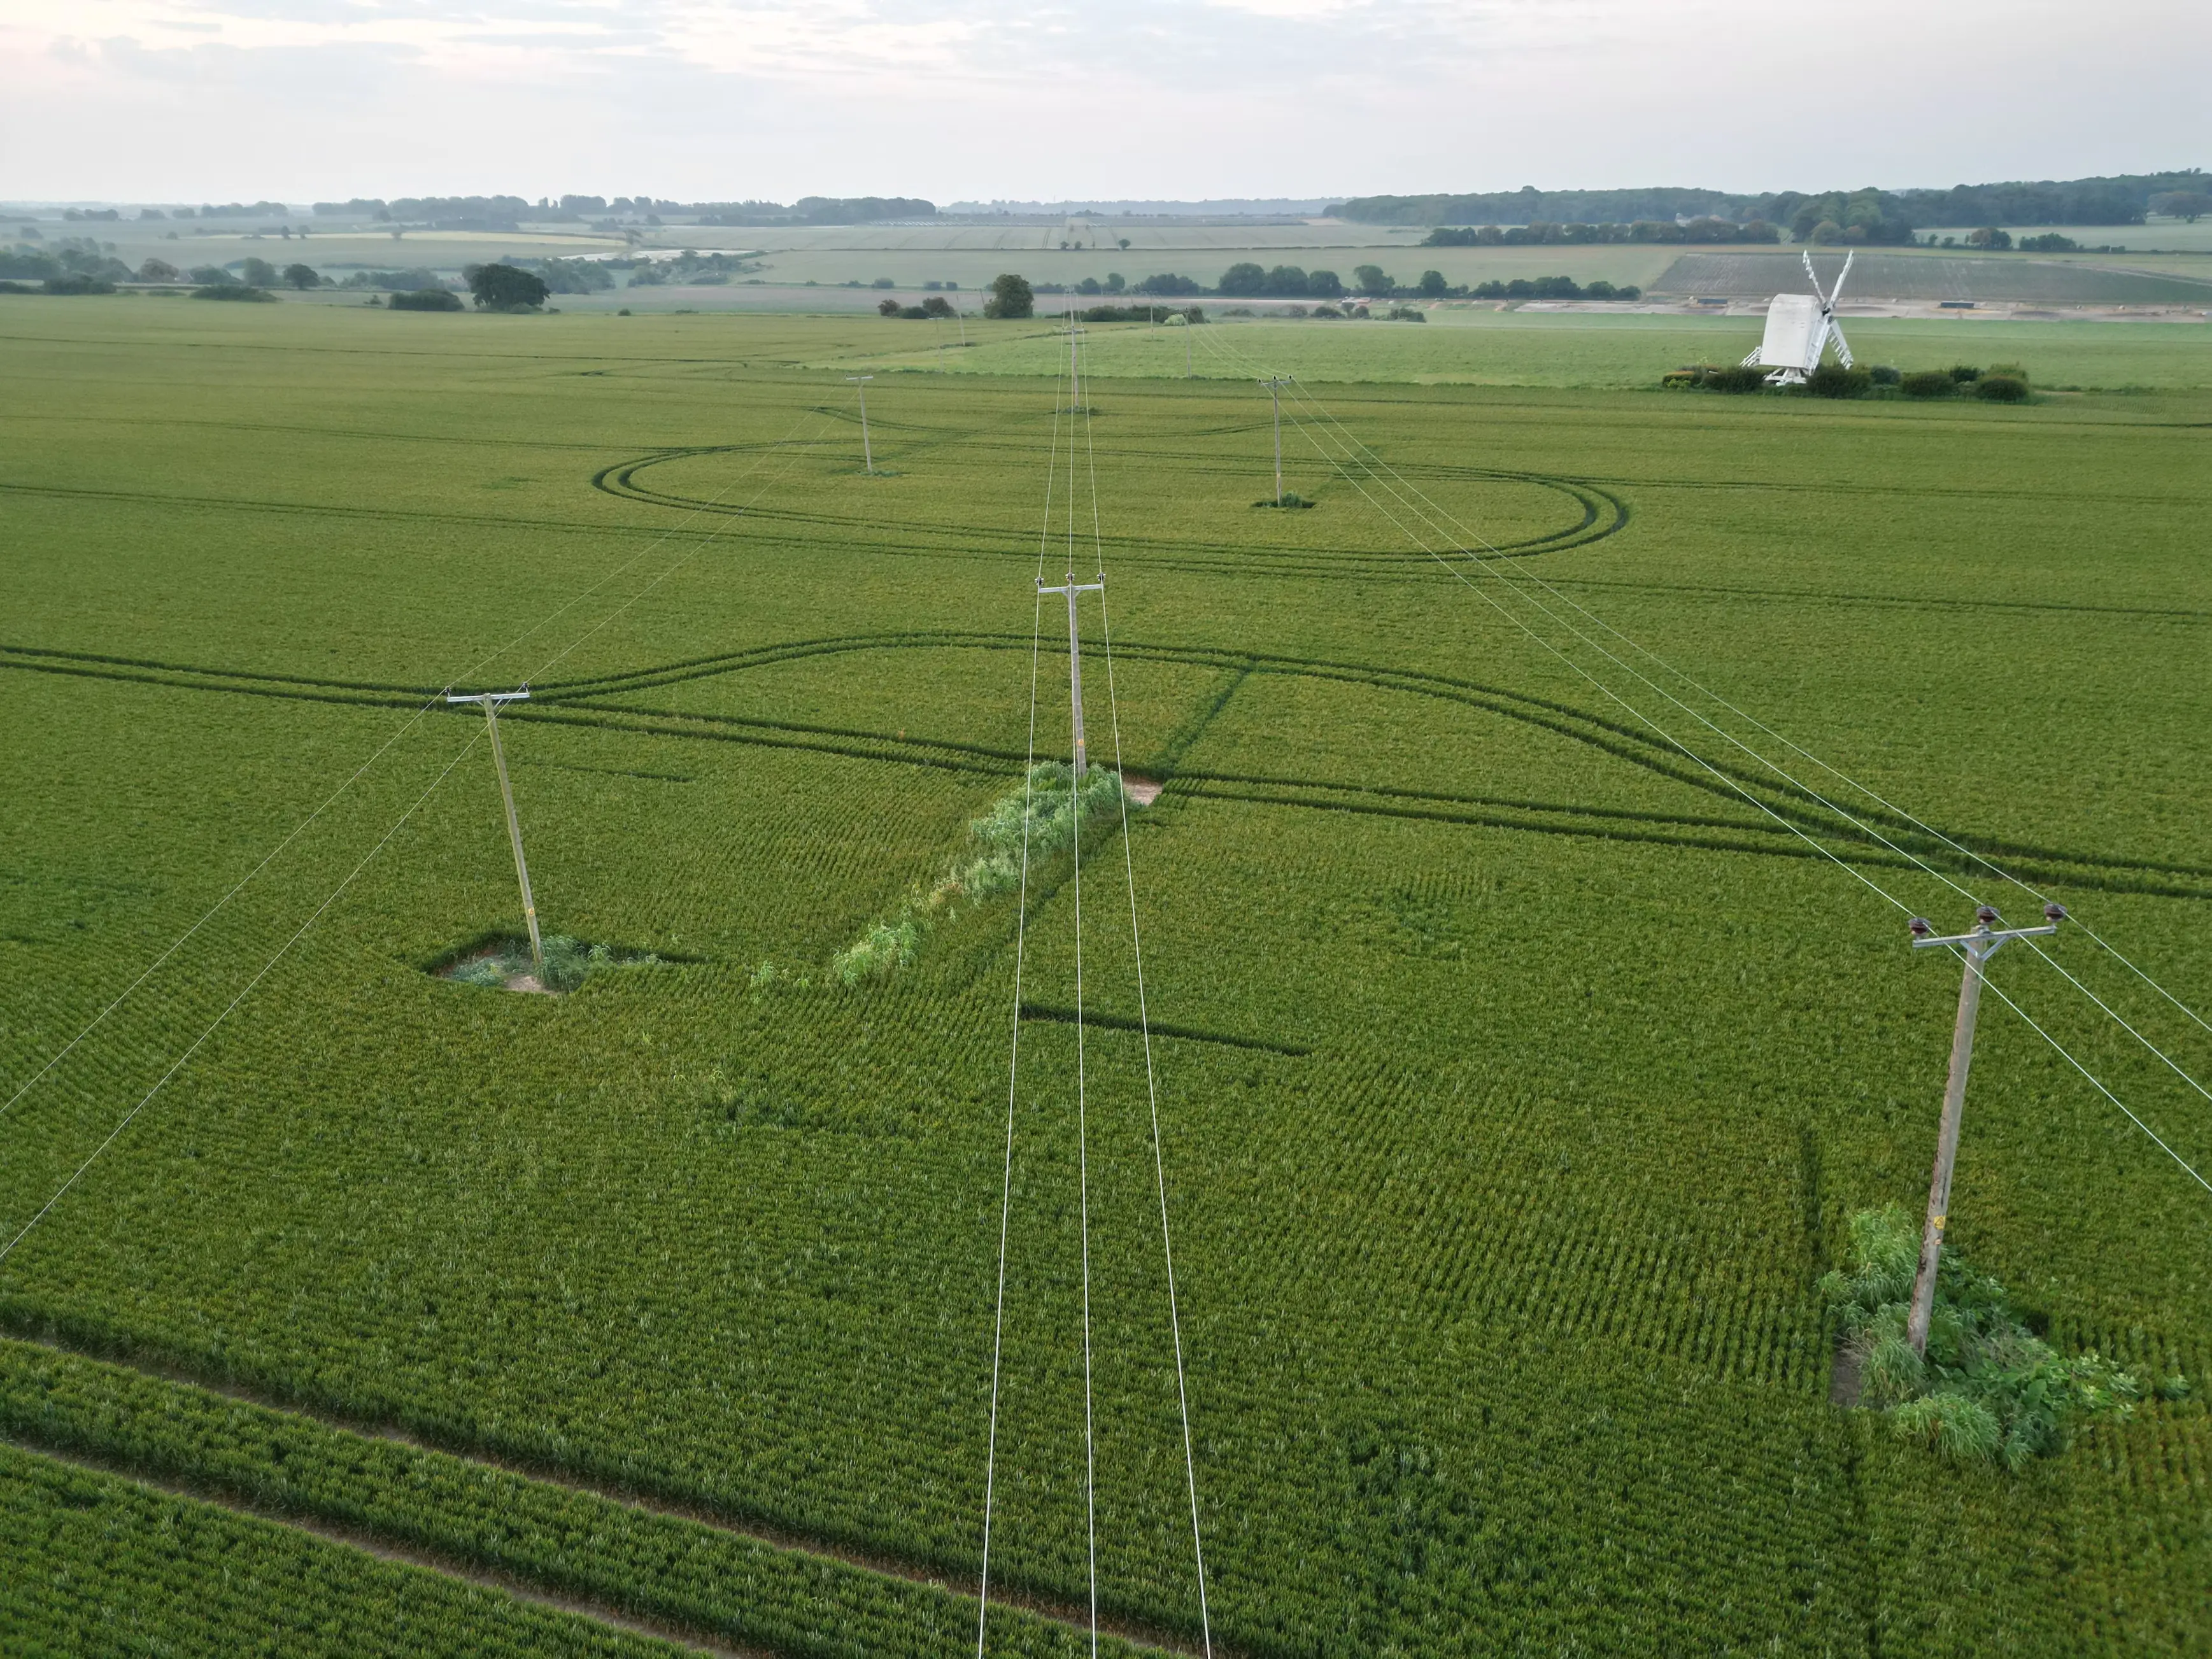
xmin=308 ymin=195 xmax=935 ymax=227
xmin=1333 ymin=170 xmax=2208 ymax=230
xmin=1424 ymin=218 xmax=1778 ymax=246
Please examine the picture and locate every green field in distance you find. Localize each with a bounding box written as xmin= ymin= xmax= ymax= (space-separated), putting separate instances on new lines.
xmin=2 ymin=297 xmax=2208 ymax=1656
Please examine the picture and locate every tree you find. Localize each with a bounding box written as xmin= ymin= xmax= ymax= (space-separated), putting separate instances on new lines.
xmin=188 ymin=265 xmax=232 ymax=286
xmin=283 ymin=263 xmax=319 ymax=290
xmin=877 ymin=297 xmax=903 ymax=315
xmin=239 ymin=257 xmax=280 ymax=287
xmin=390 ymin=288 xmax=464 ymax=311
xmin=1103 ymin=272 xmax=1125 ymax=293
xmin=1966 ymin=226 xmax=2012 ymax=250
xmin=1352 ymin=264 xmax=1392 ymax=296
xmin=1218 ymin=262 xmax=1266 ymax=296
xmin=2151 ymin=190 xmax=2212 ymax=222
xmin=1263 ymin=264 xmax=1309 ymax=296
xmin=1306 ymin=269 xmax=1344 ymax=299
xmin=983 ymin=272 xmax=1033 ymax=318
xmin=1117 ymin=237 xmax=1131 ymax=250
xmin=1417 ymin=269 xmax=1447 ymax=297
xmin=137 ymin=258 xmax=180 ymax=283
xmin=921 ymin=295 xmax=954 ymax=318
xmin=1076 ymin=276 xmax=1102 ymax=295
xmin=465 ymin=262 xmax=549 ymax=310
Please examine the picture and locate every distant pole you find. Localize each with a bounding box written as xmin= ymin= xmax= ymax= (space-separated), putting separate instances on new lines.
xmin=846 ymin=374 xmax=875 ymax=473
xmin=1902 ymin=903 xmax=2064 ymax=1353
xmin=1259 ymin=376 xmax=1291 ymax=505
xmin=447 ymin=688 xmax=544 ymax=975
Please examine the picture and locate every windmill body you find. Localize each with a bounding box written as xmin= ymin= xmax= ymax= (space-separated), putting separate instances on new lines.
xmin=1743 ymin=251 xmax=1855 ymax=385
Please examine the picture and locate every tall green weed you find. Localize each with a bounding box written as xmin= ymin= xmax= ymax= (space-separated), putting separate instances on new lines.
xmin=1820 ymin=1206 xmax=2164 ymax=1470
xmin=827 ymin=763 xmax=1129 ymax=986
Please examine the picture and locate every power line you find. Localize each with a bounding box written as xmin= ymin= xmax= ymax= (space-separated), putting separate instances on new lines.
xmin=1066 ymin=314 xmax=1102 ymax=1659
xmin=1978 ymin=963 xmax=2212 ymax=1195
xmin=1222 ymin=335 xmax=2212 ymax=1040
xmin=0 ymin=728 xmax=485 ymax=1269
xmin=1180 ymin=321 xmax=2212 ymax=1199
xmin=1183 ymin=323 xmax=2212 ymax=1106
xmin=1074 ymin=308 xmax=1214 ymax=1655
xmin=1084 ymin=395 xmax=1215 ymax=1657
xmin=2 ymin=392 xmax=847 ymax=1129
xmin=975 ymin=336 xmax=1070 ymax=1659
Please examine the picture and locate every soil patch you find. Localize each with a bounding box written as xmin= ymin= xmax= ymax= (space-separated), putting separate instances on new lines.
xmin=1830 ymin=1339 xmax=1864 ymax=1407
xmin=430 ymin=934 xmax=660 ymax=995
xmin=1123 ymin=773 xmax=1164 ymax=806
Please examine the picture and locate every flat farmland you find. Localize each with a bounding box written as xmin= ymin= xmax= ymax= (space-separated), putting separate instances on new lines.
xmin=2 ymin=299 xmax=2209 ymax=1655
xmin=730 ymin=237 xmax=1678 ymax=295
xmin=843 ymin=307 xmax=2212 ymax=390
xmin=1650 ymin=250 xmax=2212 ymax=305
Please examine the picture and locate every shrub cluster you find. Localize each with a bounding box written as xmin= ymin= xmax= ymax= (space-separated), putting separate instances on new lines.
xmin=1820 ymin=1206 xmax=2178 ymax=1469
xmin=389 ymin=288 xmax=464 ymax=311
xmin=1668 ymin=361 xmax=2029 ymax=400
xmin=876 ymin=295 xmax=957 ymax=319
xmin=821 ymin=763 xmax=1130 ymax=987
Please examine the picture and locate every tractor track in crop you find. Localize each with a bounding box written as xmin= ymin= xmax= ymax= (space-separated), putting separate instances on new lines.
xmin=0 ymin=1329 xmax=1209 ymax=1659
xmin=590 ymin=444 xmax=1632 ymax=565
xmin=7 ymin=635 xmax=2207 ymax=900
xmin=4 ymin=1437 xmax=769 ymax=1659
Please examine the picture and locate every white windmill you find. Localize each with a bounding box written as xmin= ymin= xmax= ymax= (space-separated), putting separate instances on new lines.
xmin=1742 ymin=251 xmax=1854 ymax=385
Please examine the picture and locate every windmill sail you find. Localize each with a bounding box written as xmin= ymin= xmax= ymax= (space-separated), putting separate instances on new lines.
xmin=1745 ymin=253 xmax=1854 ymax=383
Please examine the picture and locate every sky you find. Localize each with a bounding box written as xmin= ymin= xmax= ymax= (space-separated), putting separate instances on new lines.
xmin=4 ymin=0 xmax=2205 ymax=205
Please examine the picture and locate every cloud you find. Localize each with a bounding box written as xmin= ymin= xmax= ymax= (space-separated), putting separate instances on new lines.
xmin=0 ymin=0 xmax=2204 ymax=202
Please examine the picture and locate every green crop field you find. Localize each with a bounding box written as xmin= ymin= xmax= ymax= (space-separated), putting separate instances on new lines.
xmin=843 ymin=307 xmax=2212 ymax=391
xmin=1651 ymin=250 xmax=2212 ymax=306
xmin=3 ymin=297 xmax=2209 ymax=1656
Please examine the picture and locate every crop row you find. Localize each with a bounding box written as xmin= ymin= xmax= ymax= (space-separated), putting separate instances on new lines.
xmin=0 ymin=1442 xmax=683 ymax=1659
xmin=0 ymin=1335 xmax=1143 ymax=1658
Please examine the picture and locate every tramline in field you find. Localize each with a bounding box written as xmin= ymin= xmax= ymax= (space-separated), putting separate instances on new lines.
xmin=975 ymin=311 xmax=1214 ymax=1658
xmin=2 ymin=300 xmax=2210 ymax=1656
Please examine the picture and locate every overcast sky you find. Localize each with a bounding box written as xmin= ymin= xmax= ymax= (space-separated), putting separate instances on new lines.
xmin=4 ymin=0 xmax=2204 ymax=204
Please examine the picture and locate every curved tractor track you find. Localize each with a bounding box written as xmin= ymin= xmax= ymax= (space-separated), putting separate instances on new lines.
xmin=11 ymin=635 xmax=2202 ymax=902
xmin=590 ymin=446 xmax=1630 ymax=576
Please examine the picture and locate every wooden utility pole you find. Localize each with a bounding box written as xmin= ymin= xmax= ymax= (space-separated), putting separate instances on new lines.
xmin=1903 ymin=903 xmax=2063 ymax=1353
xmin=1040 ymin=318 xmax=1102 ymax=774
xmin=846 ymin=374 xmax=875 ymax=473
xmin=1259 ymin=376 xmax=1291 ymax=505
xmin=448 ymin=688 xmax=544 ymax=976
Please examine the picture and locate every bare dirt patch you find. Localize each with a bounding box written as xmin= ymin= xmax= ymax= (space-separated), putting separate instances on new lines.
xmin=1123 ymin=773 xmax=1164 ymax=806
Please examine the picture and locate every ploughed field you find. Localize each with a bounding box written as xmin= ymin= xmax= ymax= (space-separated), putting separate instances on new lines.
xmin=2 ymin=301 xmax=2209 ymax=1655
